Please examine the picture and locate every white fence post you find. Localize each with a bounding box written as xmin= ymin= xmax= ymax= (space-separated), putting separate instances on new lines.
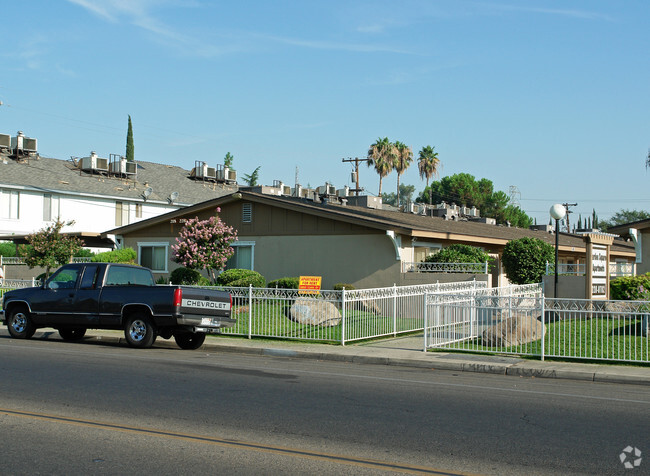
xmin=341 ymin=287 xmax=346 ymax=346
xmin=248 ymin=284 xmax=253 ymax=339
xmin=423 ymin=293 xmax=428 ymax=352
xmin=393 ymin=284 xmax=397 ymax=337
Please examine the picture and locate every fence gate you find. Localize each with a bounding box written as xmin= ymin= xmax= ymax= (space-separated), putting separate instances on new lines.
xmin=424 ymin=284 xmax=544 ymax=355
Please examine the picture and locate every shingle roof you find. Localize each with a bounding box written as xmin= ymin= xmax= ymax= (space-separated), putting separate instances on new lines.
xmin=108 ymin=191 xmax=636 ymax=256
xmin=0 ymin=153 xmax=235 ymax=205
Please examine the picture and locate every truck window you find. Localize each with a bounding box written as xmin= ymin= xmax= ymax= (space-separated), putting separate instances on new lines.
xmin=79 ymin=265 xmax=100 ymax=290
xmin=105 ymin=266 xmax=154 ymax=286
xmin=47 ymin=268 xmax=80 ymax=290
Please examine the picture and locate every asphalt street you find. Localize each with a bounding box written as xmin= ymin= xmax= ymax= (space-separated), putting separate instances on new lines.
xmin=1 ymin=334 xmax=649 ymax=475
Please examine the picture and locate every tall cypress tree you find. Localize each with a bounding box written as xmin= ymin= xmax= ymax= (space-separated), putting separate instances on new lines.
xmin=126 ymin=115 xmax=134 ymax=162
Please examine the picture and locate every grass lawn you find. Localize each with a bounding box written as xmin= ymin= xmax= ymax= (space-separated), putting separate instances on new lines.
xmin=224 ymin=302 xmax=423 ymax=342
xmin=439 ymin=317 xmax=649 ymax=363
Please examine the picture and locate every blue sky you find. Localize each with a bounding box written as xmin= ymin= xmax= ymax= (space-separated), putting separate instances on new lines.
xmin=2 ymin=1 xmax=649 ymax=226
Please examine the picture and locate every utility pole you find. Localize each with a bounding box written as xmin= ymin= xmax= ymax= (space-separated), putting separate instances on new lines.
xmin=341 ymin=157 xmax=365 ymax=196
xmin=562 ymin=202 xmax=578 ymax=233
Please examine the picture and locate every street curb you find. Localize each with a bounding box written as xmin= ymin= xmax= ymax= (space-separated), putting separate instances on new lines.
xmin=12 ymin=331 xmax=650 ymax=386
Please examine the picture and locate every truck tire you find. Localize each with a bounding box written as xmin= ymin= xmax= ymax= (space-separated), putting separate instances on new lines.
xmin=58 ymin=327 xmax=87 ymax=341
xmin=173 ymin=332 xmax=206 ymax=350
xmin=7 ymin=307 xmax=36 ymax=339
xmin=124 ymin=314 xmax=157 ymax=348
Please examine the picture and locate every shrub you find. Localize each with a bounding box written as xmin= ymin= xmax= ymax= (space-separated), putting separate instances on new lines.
xmin=610 ymin=274 xmax=650 ymax=300
xmin=333 ymin=283 xmax=355 ymax=291
xmin=216 ymin=269 xmax=265 ymax=288
xmin=75 ymin=248 xmax=95 ymax=258
xmin=424 ymin=244 xmax=491 ymax=264
xmin=170 ymin=267 xmax=203 ymax=285
xmin=502 ymin=237 xmax=554 ymax=284
xmin=267 ymin=277 xmax=300 ymax=289
xmin=92 ymin=248 xmax=137 ymax=264
xmin=0 ymin=241 xmax=17 ymax=257
xmin=155 ymin=276 xmax=169 ymax=285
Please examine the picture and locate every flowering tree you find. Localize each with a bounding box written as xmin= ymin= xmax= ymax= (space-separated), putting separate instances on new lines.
xmin=171 ymin=208 xmax=238 ymax=283
xmin=18 ymin=218 xmax=83 ymax=278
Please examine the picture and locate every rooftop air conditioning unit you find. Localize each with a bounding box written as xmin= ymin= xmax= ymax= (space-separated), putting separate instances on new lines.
xmin=206 ymin=167 xmax=216 ymax=179
xmin=282 ymin=185 xmax=291 ymax=195
xmin=336 ymin=186 xmax=350 ymax=198
xmin=0 ymin=134 xmax=10 ymax=149
xmin=216 ymin=166 xmax=226 ymax=181
xmin=327 ymin=185 xmax=336 ymax=195
xmin=11 ymin=131 xmax=37 ymax=154
xmin=110 ymin=157 xmax=136 ymax=176
xmin=293 ymin=185 xmax=303 ymax=197
xmin=227 ymin=169 xmax=236 ymax=181
xmin=80 ymin=151 xmax=109 ymax=171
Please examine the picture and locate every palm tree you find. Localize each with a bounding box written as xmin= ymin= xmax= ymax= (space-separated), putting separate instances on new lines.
xmin=393 ymin=141 xmax=413 ymax=207
xmin=367 ymin=137 xmax=396 ymax=197
xmin=417 ymin=145 xmax=440 ymax=205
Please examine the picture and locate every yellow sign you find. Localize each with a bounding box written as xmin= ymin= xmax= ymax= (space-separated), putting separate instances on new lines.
xmin=299 ymin=276 xmax=322 ymax=294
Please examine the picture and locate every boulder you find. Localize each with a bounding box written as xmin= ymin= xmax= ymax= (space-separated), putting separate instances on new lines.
xmin=290 ymin=298 xmax=341 ymax=327
xmin=482 ymin=315 xmax=545 ymax=348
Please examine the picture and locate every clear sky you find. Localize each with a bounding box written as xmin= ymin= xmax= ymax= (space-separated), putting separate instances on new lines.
xmin=2 ymin=1 xmax=648 ymax=226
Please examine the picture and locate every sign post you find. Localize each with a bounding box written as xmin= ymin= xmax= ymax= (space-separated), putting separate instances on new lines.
xmin=299 ymin=276 xmax=322 ymax=295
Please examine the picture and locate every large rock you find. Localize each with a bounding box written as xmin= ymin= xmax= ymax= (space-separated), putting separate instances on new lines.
xmin=290 ymin=298 xmax=341 ymax=326
xmin=482 ymin=315 xmax=545 ymax=347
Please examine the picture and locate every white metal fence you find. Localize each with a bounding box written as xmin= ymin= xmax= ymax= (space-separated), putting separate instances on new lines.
xmin=207 ymin=281 xmax=487 ymax=344
xmin=402 ymin=261 xmax=489 ymax=274
xmin=424 ymin=285 xmax=650 ymax=363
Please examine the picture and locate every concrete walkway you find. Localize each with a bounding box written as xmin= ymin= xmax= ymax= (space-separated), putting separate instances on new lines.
xmin=18 ymin=329 xmax=650 ymax=386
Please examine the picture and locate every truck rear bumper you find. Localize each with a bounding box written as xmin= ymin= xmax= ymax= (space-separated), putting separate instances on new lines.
xmin=177 ymin=315 xmax=236 ymax=332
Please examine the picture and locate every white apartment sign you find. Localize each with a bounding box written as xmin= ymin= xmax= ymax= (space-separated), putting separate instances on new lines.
xmin=591 ymin=244 xmax=607 ymax=298
xmin=584 ymin=233 xmax=614 ymax=300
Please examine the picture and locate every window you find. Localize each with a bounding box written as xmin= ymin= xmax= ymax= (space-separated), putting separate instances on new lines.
xmin=42 ymin=194 xmax=59 ymax=221
xmin=106 ymin=265 xmax=154 ymax=286
xmin=413 ymin=242 xmax=442 ymax=262
xmin=138 ymin=242 xmax=168 ymax=272
xmin=0 ymin=189 xmax=19 ymax=219
xmin=115 ymin=201 xmax=129 ymax=226
xmin=79 ymin=264 xmax=100 ymax=290
xmin=47 ymin=267 xmax=80 ymax=290
xmin=135 ymin=203 xmax=143 ymax=218
xmin=226 ymin=242 xmax=255 ymax=270
xmin=242 ymin=203 xmax=252 ymax=223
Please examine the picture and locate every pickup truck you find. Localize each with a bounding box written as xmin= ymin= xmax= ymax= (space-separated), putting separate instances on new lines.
xmin=0 ymin=263 xmax=234 ymax=350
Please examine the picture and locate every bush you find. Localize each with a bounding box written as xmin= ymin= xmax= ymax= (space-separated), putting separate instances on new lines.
xmin=424 ymin=244 xmax=491 ymax=264
xmin=0 ymin=241 xmax=17 ymax=257
xmin=610 ymin=274 xmax=650 ymax=300
xmin=267 ymin=277 xmax=300 ymax=289
xmin=502 ymin=237 xmax=554 ymax=284
xmin=216 ymin=269 xmax=266 ymax=288
xmin=92 ymin=248 xmax=137 ymax=264
xmin=333 ymin=283 xmax=355 ymax=291
xmin=75 ymin=248 xmax=95 ymax=258
xmin=170 ymin=267 xmax=203 ymax=285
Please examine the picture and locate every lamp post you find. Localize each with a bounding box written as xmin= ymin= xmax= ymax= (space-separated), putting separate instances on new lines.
xmin=549 ymin=204 xmax=566 ymax=298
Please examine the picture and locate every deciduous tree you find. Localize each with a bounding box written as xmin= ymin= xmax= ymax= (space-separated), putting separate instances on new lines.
xmin=18 ymin=218 xmax=83 ymax=278
xmin=171 ymin=209 xmax=238 ymax=283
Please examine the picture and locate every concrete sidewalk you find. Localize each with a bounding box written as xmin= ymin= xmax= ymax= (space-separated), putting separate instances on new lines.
xmin=26 ymin=329 xmax=650 ymax=386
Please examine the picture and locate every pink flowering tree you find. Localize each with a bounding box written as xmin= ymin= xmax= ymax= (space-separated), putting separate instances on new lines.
xmin=171 ymin=209 xmax=238 ymax=283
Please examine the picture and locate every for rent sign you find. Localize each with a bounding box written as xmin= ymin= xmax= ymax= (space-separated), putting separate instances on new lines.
xmin=299 ymin=276 xmax=322 ymax=294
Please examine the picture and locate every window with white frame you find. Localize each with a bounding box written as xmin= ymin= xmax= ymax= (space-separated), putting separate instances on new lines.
xmin=42 ymin=194 xmax=60 ymax=221
xmin=226 ymin=241 xmax=255 ymax=270
xmin=413 ymin=242 xmax=442 ymax=262
xmin=135 ymin=203 xmax=143 ymax=218
xmin=115 ymin=201 xmax=130 ymax=226
xmin=0 ymin=189 xmax=20 ymax=219
xmin=138 ymin=242 xmax=168 ymax=272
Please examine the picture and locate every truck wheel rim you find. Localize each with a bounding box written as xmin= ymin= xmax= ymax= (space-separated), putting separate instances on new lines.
xmin=129 ymin=320 xmax=147 ymax=341
xmin=11 ymin=313 xmax=27 ymax=333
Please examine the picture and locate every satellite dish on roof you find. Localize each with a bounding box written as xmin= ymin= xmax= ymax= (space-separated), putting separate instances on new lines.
xmin=168 ymin=191 xmax=179 ymax=204
xmin=142 ymin=187 xmax=153 ymax=201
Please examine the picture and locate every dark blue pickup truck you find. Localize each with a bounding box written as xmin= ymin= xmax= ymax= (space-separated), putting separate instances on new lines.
xmin=0 ymin=263 xmax=234 ymax=350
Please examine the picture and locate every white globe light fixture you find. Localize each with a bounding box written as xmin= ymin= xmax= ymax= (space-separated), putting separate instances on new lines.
xmin=549 ymin=204 xmax=566 ymax=298
xmin=549 ymin=203 xmax=566 ymax=221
